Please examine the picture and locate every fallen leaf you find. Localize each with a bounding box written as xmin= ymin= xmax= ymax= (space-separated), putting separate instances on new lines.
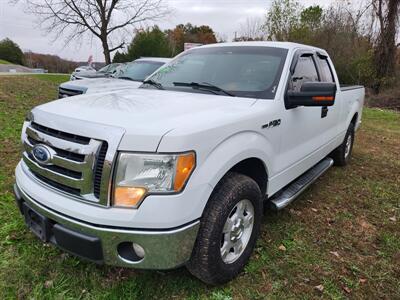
xmin=330 ymin=251 xmax=340 ymax=258
xmin=389 ymin=216 xmax=397 ymax=222
xmin=278 ymin=245 xmax=287 ymax=251
xmin=311 ymin=208 xmax=318 ymax=212
xmin=314 ymin=284 xmax=324 ymax=292
xmin=359 ymin=278 xmax=367 ymax=284
xmin=343 ymin=286 xmax=351 ymax=293
xmin=261 ymin=270 xmax=267 ymax=280
xmin=44 ymin=280 xmax=53 ymax=289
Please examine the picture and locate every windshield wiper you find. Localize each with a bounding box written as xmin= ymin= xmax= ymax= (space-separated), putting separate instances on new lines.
xmin=142 ymin=79 xmax=164 ymax=90
xmin=173 ymin=81 xmax=235 ymax=97
xmin=118 ymin=76 xmax=134 ymax=81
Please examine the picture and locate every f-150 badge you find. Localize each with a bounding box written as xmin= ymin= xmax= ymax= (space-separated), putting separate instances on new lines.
xmin=262 ymin=119 xmax=281 ymax=129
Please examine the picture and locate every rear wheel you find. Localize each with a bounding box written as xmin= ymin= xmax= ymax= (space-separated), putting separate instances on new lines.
xmin=330 ymin=123 xmax=355 ymax=166
xmin=187 ymin=172 xmax=262 ymax=285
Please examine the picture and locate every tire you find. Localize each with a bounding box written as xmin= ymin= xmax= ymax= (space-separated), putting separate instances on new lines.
xmin=187 ymin=172 xmax=262 ymax=285
xmin=330 ymin=122 xmax=355 ymax=166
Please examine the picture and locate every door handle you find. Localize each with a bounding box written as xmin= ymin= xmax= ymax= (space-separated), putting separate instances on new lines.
xmin=321 ymin=106 xmax=328 ymax=118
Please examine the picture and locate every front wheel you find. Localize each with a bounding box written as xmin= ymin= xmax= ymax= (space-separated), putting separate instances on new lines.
xmin=187 ymin=172 xmax=262 ymax=285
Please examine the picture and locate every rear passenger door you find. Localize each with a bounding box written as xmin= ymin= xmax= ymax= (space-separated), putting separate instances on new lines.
xmin=314 ymin=53 xmax=341 ymax=143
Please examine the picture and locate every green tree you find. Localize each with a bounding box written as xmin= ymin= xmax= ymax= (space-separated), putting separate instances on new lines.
xmin=300 ymin=6 xmax=323 ymax=31
xmin=112 ymin=51 xmax=127 ymax=63
xmin=123 ymin=26 xmax=172 ymax=61
xmin=264 ymin=0 xmax=302 ymax=41
xmin=0 ymin=38 xmax=24 ymax=65
xmin=263 ymin=1 xmax=378 ymax=88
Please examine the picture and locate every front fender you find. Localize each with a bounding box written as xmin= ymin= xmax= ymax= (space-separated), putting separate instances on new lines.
xmin=191 ymin=130 xmax=272 ymax=189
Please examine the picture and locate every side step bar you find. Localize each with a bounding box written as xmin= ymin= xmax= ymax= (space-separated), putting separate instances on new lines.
xmin=270 ymin=157 xmax=334 ymax=210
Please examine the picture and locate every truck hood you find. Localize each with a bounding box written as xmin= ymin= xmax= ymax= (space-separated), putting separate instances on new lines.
xmin=61 ymin=78 xmax=142 ymax=94
xmin=33 ymin=89 xmax=257 ymax=151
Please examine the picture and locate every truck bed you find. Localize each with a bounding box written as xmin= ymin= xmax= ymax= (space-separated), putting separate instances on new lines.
xmin=340 ymin=84 xmax=364 ymax=91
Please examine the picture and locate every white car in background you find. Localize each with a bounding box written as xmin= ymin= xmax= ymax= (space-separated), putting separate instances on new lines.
xmin=59 ymin=57 xmax=171 ymax=98
xmin=70 ymin=66 xmax=97 ymax=80
xmin=71 ymin=63 xmax=123 ymax=80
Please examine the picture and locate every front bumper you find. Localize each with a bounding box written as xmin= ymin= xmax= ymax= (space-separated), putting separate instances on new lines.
xmin=14 ymin=183 xmax=200 ymax=269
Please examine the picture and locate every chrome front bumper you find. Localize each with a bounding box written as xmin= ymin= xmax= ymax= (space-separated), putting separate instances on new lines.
xmin=14 ymin=183 xmax=200 ymax=270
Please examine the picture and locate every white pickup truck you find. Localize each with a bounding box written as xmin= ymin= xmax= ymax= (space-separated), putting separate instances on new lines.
xmin=14 ymin=42 xmax=364 ymax=285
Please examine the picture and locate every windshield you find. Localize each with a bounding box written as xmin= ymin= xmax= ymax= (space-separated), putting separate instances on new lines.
xmin=99 ymin=63 xmax=121 ymax=74
xmin=144 ymin=46 xmax=288 ymax=99
xmin=116 ymin=61 xmax=165 ymax=81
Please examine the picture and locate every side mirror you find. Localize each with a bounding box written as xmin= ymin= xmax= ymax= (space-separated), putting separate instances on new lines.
xmin=286 ymin=82 xmax=336 ymax=108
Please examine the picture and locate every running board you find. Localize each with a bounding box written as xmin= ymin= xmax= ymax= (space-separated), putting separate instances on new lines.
xmin=270 ymin=157 xmax=334 ymax=210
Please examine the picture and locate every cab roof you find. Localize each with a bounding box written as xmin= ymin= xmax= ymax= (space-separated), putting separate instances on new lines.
xmin=196 ymin=41 xmax=327 ymax=54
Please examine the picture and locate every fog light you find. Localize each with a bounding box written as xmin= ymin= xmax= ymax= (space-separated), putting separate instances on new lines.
xmin=132 ymin=243 xmax=145 ymax=258
xmin=117 ymin=241 xmax=145 ymax=262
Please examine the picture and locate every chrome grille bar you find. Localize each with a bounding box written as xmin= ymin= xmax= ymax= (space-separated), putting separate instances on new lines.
xmin=23 ymin=140 xmax=87 ymax=172
xmin=26 ymin=126 xmax=101 ymax=155
xmin=22 ymin=122 xmax=108 ymax=204
xmin=23 ymin=153 xmax=84 ymax=189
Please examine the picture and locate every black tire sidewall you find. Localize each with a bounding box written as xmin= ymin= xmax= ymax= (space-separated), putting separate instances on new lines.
xmin=188 ymin=172 xmax=262 ymax=284
xmin=343 ymin=124 xmax=355 ymax=164
xmin=331 ymin=123 xmax=355 ymax=166
xmin=210 ymin=179 xmax=262 ymax=278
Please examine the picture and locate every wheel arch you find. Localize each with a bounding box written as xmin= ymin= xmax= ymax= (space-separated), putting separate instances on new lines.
xmin=190 ymin=131 xmax=272 ymax=219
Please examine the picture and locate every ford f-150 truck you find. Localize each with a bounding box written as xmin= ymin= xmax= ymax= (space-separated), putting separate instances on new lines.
xmin=14 ymin=42 xmax=364 ymax=285
xmin=59 ymin=57 xmax=171 ymax=98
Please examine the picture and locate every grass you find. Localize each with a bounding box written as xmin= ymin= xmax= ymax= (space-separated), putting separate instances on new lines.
xmin=0 ymin=59 xmax=11 ymax=64
xmin=0 ymin=75 xmax=399 ymax=299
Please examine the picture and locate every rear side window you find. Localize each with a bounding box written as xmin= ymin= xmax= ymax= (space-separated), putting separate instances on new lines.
xmin=290 ymin=55 xmax=319 ymax=92
xmin=318 ymin=57 xmax=335 ymax=82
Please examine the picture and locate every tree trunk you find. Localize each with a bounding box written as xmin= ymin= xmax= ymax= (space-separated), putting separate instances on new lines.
xmin=373 ymin=0 xmax=399 ymax=94
xmin=101 ymin=35 xmax=111 ymax=65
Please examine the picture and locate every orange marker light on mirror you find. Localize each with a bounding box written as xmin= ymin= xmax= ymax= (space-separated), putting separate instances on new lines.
xmin=114 ymin=187 xmax=147 ymax=207
xmin=312 ymin=96 xmax=334 ymax=101
xmin=174 ymin=152 xmax=195 ymax=191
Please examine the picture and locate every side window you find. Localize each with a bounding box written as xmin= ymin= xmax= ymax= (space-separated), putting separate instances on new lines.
xmin=290 ymin=55 xmax=319 ymax=92
xmin=317 ymin=57 xmax=335 ymax=83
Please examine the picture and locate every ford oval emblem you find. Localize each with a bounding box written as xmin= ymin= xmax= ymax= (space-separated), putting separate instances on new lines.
xmin=32 ymin=144 xmax=53 ymax=165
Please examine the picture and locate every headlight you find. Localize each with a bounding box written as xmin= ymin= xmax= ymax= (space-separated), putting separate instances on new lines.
xmin=113 ymin=152 xmax=195 ymax=208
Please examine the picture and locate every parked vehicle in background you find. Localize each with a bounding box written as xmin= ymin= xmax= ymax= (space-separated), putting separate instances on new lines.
xmin=15 ymin=42 xmax=364 ymax=285
xmin=70 ymin=65 xmax=96 ymax=80
xmin=59 ymin=57 xmax=171 ymax=98
xmin=71 ymin=63 xmax=122 ymax=80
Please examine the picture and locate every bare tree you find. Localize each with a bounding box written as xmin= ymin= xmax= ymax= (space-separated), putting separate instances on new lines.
xmin=24 ymin=0 xmax=169 ymax=64
xmin=371 ymin=0 xmax=400 ymax=93
xmin=236 ymin=17 xmax=265 ymax=41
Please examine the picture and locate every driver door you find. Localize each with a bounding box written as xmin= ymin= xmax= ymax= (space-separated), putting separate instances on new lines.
xmin=277 ymin=51 xmax=328 ymax=182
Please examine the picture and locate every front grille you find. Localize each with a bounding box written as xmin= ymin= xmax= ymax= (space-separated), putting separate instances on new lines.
xmin=22 ymin=122 xmax=110 ymax=205
xmin=33 ymin=172 xmax=81 ymax=196
xmin=27 ymin=136 xmax=85 ymax=162
xmin=31 ymin=122 xmax=90 ymax=144
xmin=58 ymin=87 xmax=84 ymax=98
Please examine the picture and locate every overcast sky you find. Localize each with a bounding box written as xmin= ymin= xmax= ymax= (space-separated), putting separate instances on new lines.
xmin=0 ymin=0 xmax=332 ymax=62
